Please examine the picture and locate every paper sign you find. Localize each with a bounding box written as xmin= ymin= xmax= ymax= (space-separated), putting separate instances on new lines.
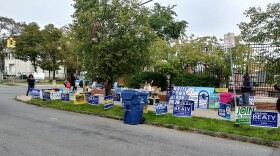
xmin=235 ymin=106 xmax=256 ymax=124
xmin=74 ymin=94 xmax=87 ymax=104
xmin=61 ymin=93 xmax=70 ymax=102
xmin=104 ymin=95 xmax=114 ymax=109
xmin=251 ymin=111 xmax=278 ymax=128
xmin=218 ymin=103 xmax=231 ymax=120
xmin=30 ymin=88 xmax=40 ymax=99
xmin=173 ymin=101 xmax=192 ymax=117
xmin=154 ymin=102 xmax=168 ymax=115
xmin=88 ymin=95 xmax=99 ymax=105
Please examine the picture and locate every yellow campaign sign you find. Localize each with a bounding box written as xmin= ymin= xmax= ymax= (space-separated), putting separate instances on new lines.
xmin=7 ymin=37 xmax=16 ymax=48
xmin=215 ymin=88 xmax=228 ymax=93
xmin=143 ymin=104 xmax=148 ymax=113
xmin=74 ymin=94 xmax=87 ymax=104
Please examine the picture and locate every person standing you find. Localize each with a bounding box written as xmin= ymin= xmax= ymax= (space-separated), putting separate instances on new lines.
xmin=241 ymin=73 xmax=253 ymax=106
xmin=70 ymin=72 xmax=77 ymax=92
xmin=26 ymin=74 xmax=35 ymax=96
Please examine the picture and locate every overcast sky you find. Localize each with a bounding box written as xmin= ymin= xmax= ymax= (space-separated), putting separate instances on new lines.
xmin=0 ymin=0 xmax=278 ymax=39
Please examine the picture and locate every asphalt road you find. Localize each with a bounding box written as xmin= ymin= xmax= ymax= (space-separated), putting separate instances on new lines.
xmin=0 ymin=85 xmax=279 ymax=156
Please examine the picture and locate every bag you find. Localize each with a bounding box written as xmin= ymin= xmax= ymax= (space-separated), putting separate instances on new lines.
xmin=66 ymin=81 xmax=71 ymax=88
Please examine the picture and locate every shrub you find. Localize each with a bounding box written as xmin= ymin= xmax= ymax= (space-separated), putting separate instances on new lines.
xmin=128 ymin=72 xmax=167 ymax=90
xmin=173 ymin=73 xmax=219 ymax=87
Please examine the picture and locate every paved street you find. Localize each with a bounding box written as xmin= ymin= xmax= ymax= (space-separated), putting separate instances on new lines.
xmin=0 ymin=85 xmax=279 ymax=156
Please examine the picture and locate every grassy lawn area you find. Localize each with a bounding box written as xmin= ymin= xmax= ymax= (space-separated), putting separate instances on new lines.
xmin=27 ymin=99 xmax=280 ymax=145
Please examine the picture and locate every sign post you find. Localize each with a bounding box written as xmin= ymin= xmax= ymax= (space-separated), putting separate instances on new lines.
xmin=224 ymin=33 xmax=237 ymax=108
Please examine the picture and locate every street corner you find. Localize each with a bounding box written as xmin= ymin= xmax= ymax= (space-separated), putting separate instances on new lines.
xmin=16 ymin=95 xmax=31 ymax=102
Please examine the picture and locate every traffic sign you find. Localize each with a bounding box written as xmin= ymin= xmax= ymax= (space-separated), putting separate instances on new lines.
xmin=224 ymin=33 xmax=235 ymax=48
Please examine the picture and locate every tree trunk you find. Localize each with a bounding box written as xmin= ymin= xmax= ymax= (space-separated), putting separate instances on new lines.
xmin=52 ymin=70 xmax=56 ymax=80
xmin=48 ymin=70 xmax=51 ymax=80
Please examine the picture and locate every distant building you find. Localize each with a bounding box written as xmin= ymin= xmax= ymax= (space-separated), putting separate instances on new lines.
xmin=4 ymin=50 xmax=65 ymax=79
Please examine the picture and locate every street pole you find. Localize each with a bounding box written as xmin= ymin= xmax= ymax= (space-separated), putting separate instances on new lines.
xmin=229 ymin=48 xmax=237 ymax=108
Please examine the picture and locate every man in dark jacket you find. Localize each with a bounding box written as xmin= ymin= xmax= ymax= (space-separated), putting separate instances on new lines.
xmin=241 ymin=73 xmax=253 ymax=106
xmin=26 ymin=74 xmax=35 ymax=96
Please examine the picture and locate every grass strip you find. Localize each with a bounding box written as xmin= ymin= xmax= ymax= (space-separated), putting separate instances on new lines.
xmin=27 ymin=99 xmax=280 ymax=145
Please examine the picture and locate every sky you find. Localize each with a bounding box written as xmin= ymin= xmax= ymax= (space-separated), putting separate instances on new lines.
xmin=0 ymin=0 xmax=279 ymax=39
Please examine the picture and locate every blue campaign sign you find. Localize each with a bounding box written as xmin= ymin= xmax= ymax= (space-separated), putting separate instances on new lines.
xmin=113 ymin=93 xmax=121 ymax=102
xmin=104 ymin=95 xmax=114 ymax=109
xmin=173 ymin=102 xmax=192 ymax=117
xmin=154 ymin=102 xmax=168 ymax=115
xmin=61 ymin=93 xmax=70 ymax=102
xmin=239 ymin=96 xmax=255 ymax=105
xmin=250 ymin=111 xmax=279 ymax=128
xmin=198 ymin=90 xmax=209 ymax=109
xmin=184 ymin=100 xmax=194 ymax=111
xmin=218 ymin=103 xmax=231 ymax=120
xmin=88 ymin=95 xmax=99 ymax=105
xmin=83 ymin=92 xmax=91 ymax=102
xmin=43 ymin=92 xmax=51 ymax=100
xmin=30 ymin=88 xmax=40 ymax=99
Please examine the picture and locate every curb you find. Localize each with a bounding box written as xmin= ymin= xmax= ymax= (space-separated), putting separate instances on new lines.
xmin=16 ymin=96 xmax=280 ymax=148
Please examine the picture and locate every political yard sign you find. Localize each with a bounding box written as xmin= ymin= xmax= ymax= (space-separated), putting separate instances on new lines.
xmin=50 ymin=92 xmax=61 ymax=100
xmin=104 ymin=95 xmax=114 ymax=109
xmin=74 ymin=94 xmax=87 ymax=104
xmin=250 ymin=111 xmax=278 ymax=128
xmin=88 ymin=95 xmax=99 ymax=106
xmin=173 ymin=100 xmax=194 ymax=117
xmin=154 ymin=102 xmax=168 ymax=115
xmin=218 ymin=103 xmax=231 ymax=120
xmin=239 ymin=96 xmax=255 ymax=105
xmin=30 ymin=88 xmax=40 ymax=99
xmin=61 ymin=93 xmax=70 ymax=102
xmin=235 ymin=106 xmax=256 ymax=124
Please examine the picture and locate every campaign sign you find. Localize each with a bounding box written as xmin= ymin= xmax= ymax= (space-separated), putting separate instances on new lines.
xmin=184 ymin=100 xmax=194 ymax=111
xmin=250 ymin=111 xmax=278 ymax=128
xmin=239 ymin=96 xmax=255 ymax=105
xmin=50 ymin=92 xmax=61 ymax=100
xmin=68 ymin=91 xmax=75 ymax=101
xmin=88 ymin=95 xmax=99 ymax=105
xmin=208 ymin=93 xmax=220 ymax=109
xmin=113 ymin=93 xmax=121 ymax=102
xmin=198 ymin=90 xmax=209 ymax=109
xmin=154 ymin=102 xmax=168 ymax=115
xmin=43 ymin=92 xmax=51 ymax=100
xmin=218 ymin=103 xmax=231 ymax=120
xmin=83 ymin=92 xmax=91 ymax=102
xmin=30 ymin=88 xmax=40 ymax=99
xmin=74 ymin=94 xmax=87 ymax=104
xmin=61 ymin=93 xmax=70 ymax=102
xmin=235 ymin=106 xmax=256 ymax=124
xmin=173 ymin=102 xmax=192 ymax=117
xmin=104 ymin=95 xmax=114 ymax=109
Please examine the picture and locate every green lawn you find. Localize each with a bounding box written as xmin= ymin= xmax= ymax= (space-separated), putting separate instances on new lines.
xmin=27 ymin=99 xmax=280 ymax=144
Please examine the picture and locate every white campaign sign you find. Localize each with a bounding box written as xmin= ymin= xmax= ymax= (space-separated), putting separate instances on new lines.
xmin=50 ymin=92 xmax=61 ymax=100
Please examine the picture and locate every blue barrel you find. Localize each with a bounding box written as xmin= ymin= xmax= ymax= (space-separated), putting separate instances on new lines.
xmin=121 ymin=89 xmax=148 ymax=125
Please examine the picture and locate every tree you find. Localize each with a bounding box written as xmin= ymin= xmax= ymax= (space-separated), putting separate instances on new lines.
xmin=0 ymin=16 xmax=23 ymax=73
xmin=239 ymin=3 xmax=280 ymax=84
xmin=13 ymin=22 xmax=42 ymax=72
xmin=72 ymin=0 xmax=156 ymax=94
xmin=148 ymin=3 xmax=187 ymax=41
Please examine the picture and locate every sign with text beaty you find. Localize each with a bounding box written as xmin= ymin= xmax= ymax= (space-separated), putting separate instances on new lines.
xmin=218 ymin=103 xmax=231 ymax=120
xmin=30 ymin=88 xmax=40 ymax=99
xmin=168 ymin=86 xmax=214 ymax=105
xmin=154 ymin=102 xmax=168 ymax=115
xmin=250 ymin=111 xmax=278 ymax=128
xmin=235 ymin=106 xmax=256 ymax=124
xmin=173 ymin=100 xmax=194 ymax=117
xmin=88 ymin=95 xmax=99 ymax=106
xmin=104 ymin=95 xmax=114 ymax=109
xmin=61 ymin=93 xmax=70 ymax=102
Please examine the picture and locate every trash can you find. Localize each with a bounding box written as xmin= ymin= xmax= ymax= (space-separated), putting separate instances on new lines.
xmin=121 ymin=89 xmax=148 ymax=125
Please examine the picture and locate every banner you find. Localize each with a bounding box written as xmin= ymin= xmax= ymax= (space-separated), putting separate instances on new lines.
xmin=61 ymin=93 xmax=70 ymax=102
xmin=104 ymin=95 xmax=114 ymax=109
xmin=168 ymin=86 xmax=214 ymax=105
xmin=173 ymin=101 xmax=193 ymax=117
xmin=50 ymin=92 xmax=61 ymax=100
xmin=215 ymin=88 xmax=228 ymax=93
xmin=239 ymin=96 xmax=255 ymax=105
xmin=30 ymin=88 xmax=40 ymax=99
xmin=235 ymin=106 xmax=256 ymax=124
xmin=218 ymin=103 xmax=231 ymax=120
xmin=154 ymin=102 xmax=168 ymax=115
xmin=88 ymin=95 xmax=99 ymax=105
xmin=198 ymin=90 xmax=209 ymax=108
xmin=208 ymin=93 xmax=220 ymax=109
xmin=74 ymin=94 xmax=87 ymax=104
xmin=113 ymin=93 xmax=121 ymax=102
xmin=251 ymin=111 xmax=278 ymax=128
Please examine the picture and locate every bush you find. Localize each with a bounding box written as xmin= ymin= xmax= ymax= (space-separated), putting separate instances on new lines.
xmin=173 ymin=73 xmax=219 ymax=87
xmin=128 ymin=72 xmax=167 ymax=90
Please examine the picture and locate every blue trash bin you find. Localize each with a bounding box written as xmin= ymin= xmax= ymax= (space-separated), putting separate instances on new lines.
xmin=121 ymin=89 xmax=148 ymax=125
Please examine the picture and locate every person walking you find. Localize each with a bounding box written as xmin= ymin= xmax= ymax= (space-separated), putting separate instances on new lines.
xmin=26 ymin=74 xmax=35 ymax=96
xmin=241 ymin=73 xmax=253 ymax=106
xmin=70 ymin=72 xmax=77 ymax=92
